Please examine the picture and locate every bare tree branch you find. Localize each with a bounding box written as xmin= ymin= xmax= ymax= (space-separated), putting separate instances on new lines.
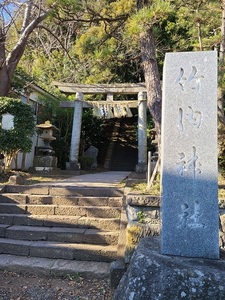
xmin=37 ymin=24 xmax=77 ymax=69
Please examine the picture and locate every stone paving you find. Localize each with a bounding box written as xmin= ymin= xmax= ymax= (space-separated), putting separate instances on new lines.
xmin=37 ymin=171 xmax=130 ymax=187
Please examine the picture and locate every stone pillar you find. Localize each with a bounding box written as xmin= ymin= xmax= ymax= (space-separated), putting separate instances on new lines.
xmin=161 ymin=51 xmax=219 ymax=259
xmin=135 ymin=91 xmax=147 ymax=173
xmin=69 ymin=92 xmax=83 ymax=170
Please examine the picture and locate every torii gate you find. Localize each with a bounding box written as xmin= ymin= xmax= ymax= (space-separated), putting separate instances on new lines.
xmin=53 ymin=82 xmax=148 ymax=173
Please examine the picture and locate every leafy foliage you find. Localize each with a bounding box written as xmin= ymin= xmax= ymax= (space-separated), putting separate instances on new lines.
xmin=2 ymin=0 xmax=225 ymax=170
xmin=80 ymin=109 xmax=105 ymax=153
xmin=79 ymin=155 xmax=94 ymax=170
xmin=0 ymin=98 xmax=36 ymax=169
xmin=37 ymin=95 xmax=73 ymax=169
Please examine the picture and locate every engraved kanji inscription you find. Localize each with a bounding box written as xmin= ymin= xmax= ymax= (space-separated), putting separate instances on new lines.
xmin=178 ymin=201 xmax=205 ymax=229
xmin=178 ymin=106 xmax=202 ymax=131
xmin=189 ymin=201 xmax=205 ymax=228
xmin=176 ymin=66 xmax=204 ymax=92
xmin=178 ymin=203 xmax=189 ymax=229
xmin=178 ymin=108 xmax=184 ymax=131
xmin=177 ymin=146 xmax=202 ymax=179
xmin=186 ymin=106 xmax=202 ymax=128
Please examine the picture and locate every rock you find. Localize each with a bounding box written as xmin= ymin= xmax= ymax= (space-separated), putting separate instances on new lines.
xmin=8 ymin=175 xmax=24 ymax=185
xmin=113 ymin=237 xmax=225 ymax=300
xmin=110 ymin=260 xmax=126 ymax=289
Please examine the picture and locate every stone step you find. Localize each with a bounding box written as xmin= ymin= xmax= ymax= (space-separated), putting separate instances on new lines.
xmin=5 ymin=185 xmax=124 ymax=197
xmin=1 ymin=225 xmax=118 ymax=245
xmin=0 ymin=179 xmax=125 ymax=269
xmin=0 ymin=203 xmax=121 ymax=218
xmin=0 ymin=214 xmax=121 ymax=231
xmin=0 ymin=194 xmax=123 ymax=207
xmin=0 ymin=254 xmax=110 ymax=279
xmin=0 ymin=238 xmax=118 ymax=262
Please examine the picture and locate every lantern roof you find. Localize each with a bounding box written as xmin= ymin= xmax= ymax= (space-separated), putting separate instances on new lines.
xmin=36 ymin=120 xmax=58 ymax=131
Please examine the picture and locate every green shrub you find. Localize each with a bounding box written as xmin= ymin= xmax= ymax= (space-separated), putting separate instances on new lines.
xmin=79 ymin=155 xmax=94 ymax=170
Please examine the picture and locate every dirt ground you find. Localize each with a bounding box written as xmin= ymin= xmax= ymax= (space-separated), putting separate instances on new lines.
xmin=0 ymin=270 xmax=113 ymax=300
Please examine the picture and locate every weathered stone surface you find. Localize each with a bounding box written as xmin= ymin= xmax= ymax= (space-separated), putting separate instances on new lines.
xmin=29 ymin=240 xmax=117 ymax=262
xmin=0 ymin=254 xmax=110 ymax=278
xmin=0 ymin=204 xmax=27 ymax=214
xmin=84 ymin=145 xmax=98 ymax=169
xmin=6 ymin=225 xmax=50 ymax=241
xmin=8 ymin=175 xmax=25 ymax=185
xmin=125 ymin=222 xmax=160 ymax=263
xmin=0 ymin=238 xmax=32 ymax=256
xmin=113 ymin=237 xmax=225 ymax=300
xmin=0 ymin=214 xmax=15 ymax=225
xmin=0 ymin=254 xmax=54 ymax=276
xmin=48 ymin=227 xmax=85 ymax=243
xmin=26 ymin=205 xmax=55 ymax=215
xmin=219 ymin=198 xmax=225 ymax=209
xmin=6 ymin=185 xmax=50 ymax=195
xmin=54 ymin=206 xmax=86 ymax=216
xmin=27 ymin=195 xmax=54 ymax=205
xmin=0 ymin=194 xmax=27 ymax=204
xmin=126 ymin=205 xmax=160 ymax=224
xmin=108 ymin=197 xmax=123 ymax=207
xmin=78 ymin=197 xmax=109 ymax=206
xmin=0 ymin=224 xmax=8 ymax=237
xmin=86 ymin=207 xmax=121 ymax=218
xmin=49 ymin=186 xmax=123 ymax=197
xmin=51 ymin=259 xmax=110 ymax=279
xmin=33 ymin=156 xmax=57 ymax=168
xmin=83 ymin=229 xmax=119 ymax=245
xmin=110 ymin=260 xmax=126 ymax=289
xmin=43 ymin=215 xmax=80 ymax=227
xmin=161 ymin=51 xmax=219 ymax=258
xmin=127 ymin=195 xmax=160 ymax=207
xmin=30 ymin=241 xmax=75 ymax=260
xmin=77 ymin=217 xmax=120 ymax=231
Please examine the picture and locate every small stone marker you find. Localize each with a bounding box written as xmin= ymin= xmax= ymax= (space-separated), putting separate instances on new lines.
xmin=2 ymin=113 xmax=14 ymax=130
xmin=84 ymin=145 xmax=98 ymax=169
xmin=161 ymin=51 xmax=219 ymax=259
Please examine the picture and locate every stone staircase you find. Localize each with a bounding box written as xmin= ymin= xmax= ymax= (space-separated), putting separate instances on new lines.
xmin=110 ymin=117 xmax=138 ymax=171
xmin=0 ymin=184 xmax=124 ymax=264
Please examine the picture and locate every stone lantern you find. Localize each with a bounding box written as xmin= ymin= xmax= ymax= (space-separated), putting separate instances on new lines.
xmin=36 ymin=121 xmax=58 ymax=155
xmin=33 ymin=121 xmax=59 ymax=173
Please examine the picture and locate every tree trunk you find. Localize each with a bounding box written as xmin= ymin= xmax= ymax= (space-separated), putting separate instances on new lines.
xmin=0 ymin=4 xmax=51 ymax=97
xmin=218 ymin=1 xmax=225 ymax=160
xmin=140 ymin=28 xmax=162 ymax=148
xmin=218 ymin=0 xmax=225 ymax=124
xmin=0 ymin=67 xmax=11 ymax=97
xmin=21 ymin=152 xmax=26 ymax=170
xmin=137 ymin=0 xmax=162 ymax=153
xmin=0 ymin=26 xmax=11 ymax=96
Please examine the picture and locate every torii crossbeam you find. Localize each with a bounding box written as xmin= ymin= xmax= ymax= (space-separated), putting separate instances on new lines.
xmin=53 ymin=82 xmax=148 ymax=172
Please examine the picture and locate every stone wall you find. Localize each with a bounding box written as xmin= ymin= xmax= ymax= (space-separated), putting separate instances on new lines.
xmin=125 ymin=194 xmax=225 ymax=262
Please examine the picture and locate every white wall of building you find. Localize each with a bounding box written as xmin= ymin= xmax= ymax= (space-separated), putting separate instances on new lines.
xmin=10 ymin=87 xmax=57 ymax=170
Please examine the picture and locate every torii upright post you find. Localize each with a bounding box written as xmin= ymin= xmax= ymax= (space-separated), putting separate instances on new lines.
xmin=69 ymin=92 xmax=83 ymax=170
xmin=136 ymin=91 xmax=147 ymax=173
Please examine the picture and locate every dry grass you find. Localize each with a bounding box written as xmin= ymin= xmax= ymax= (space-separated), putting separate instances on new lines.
xmin=131 ymin=176 xmax=161 ymax=195
xmin=0 ymin=171 xmax=73 ymax=185
xmin=132 ymin=173 xmax=225 ymax=197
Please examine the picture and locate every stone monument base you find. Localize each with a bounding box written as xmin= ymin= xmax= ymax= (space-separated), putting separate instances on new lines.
xmin=33 ymin=156 xmax=58 ymax=173
xmin=135 ymin=163 xmax=147 ymax=173
xmin=113 ymin=237 xmax=225 ymax=300
xmin=66 ymin=161 xmax=81 ymax=170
